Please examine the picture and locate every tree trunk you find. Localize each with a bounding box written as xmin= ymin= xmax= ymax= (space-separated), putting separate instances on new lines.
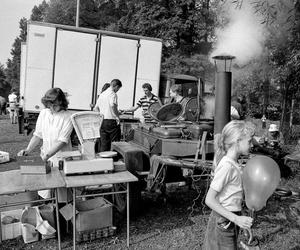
xmin=290 ymin=98 xmax=295 ymax=128
xmin=281 ymin=84 xmax=292 ymax=143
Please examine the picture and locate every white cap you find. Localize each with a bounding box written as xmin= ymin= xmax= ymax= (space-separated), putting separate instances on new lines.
xmin=269 ymin=124 xmax=279 ymax=132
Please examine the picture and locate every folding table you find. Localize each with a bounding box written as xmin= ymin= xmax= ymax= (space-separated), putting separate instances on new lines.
xmin=0 ymin=168 xmax=64 ymax=250
xmin=63 ymin=170 xmax=138 ymax=249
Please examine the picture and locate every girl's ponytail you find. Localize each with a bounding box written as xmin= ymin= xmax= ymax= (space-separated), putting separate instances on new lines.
xmin=213 ymin=134 xmax=226 ymax=170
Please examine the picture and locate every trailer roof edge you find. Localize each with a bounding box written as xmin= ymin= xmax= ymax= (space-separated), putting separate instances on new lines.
xmin=27 ymin=21 xmax=163 ymax=42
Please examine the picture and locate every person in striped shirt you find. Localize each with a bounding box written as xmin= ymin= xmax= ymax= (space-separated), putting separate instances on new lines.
xmin=121 ymin=83 xmax=161 ymax=123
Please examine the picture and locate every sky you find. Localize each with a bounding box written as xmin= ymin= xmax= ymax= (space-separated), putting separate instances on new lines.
xmin=0 ymin=0 xmax=44 ymax=65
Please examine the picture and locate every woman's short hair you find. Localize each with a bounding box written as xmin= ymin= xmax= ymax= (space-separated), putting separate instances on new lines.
xmin=170 ymin=84 xmax=182 ymax=94
xmin=101 ymin=83 xmax=110 ymax=93
xmin=142 ymin=83 xmax=152 ymax=91
xmin=41 ymin=88 xmax=69 ymax=110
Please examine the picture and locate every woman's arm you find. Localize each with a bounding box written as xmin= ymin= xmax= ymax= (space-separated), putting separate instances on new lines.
xmin=205 ymin=187 xmax=253 ymax=229
xmin=41 ymin=141 xmax=67 ymax=161
xmin=17 ymin=135 xmax=42 ymax=156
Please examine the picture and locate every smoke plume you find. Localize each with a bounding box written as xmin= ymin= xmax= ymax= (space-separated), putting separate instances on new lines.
xmin=210 ymin=1 xmax=266 ymax=65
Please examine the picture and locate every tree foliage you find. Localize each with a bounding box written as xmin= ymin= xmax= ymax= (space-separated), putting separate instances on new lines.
xmin=117 ymin=1 xmax=215 ymax=60
xmin=4 ymin=18 xmax=27 ymax=93
xmin=0 ymin=64 xmax=10 ymax=97
xmin=229 ymin=0 xmax=300 ymax=140
xmin=31 ymin=0 xmax=49 ymax=21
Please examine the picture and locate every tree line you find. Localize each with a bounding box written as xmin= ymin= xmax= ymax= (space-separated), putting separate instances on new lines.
xmin=0 ymin=0 xmax=299 ymax=141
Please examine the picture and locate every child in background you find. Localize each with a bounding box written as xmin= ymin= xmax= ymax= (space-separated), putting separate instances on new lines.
xmin=203 ymin=120 xmax=255 ymax=250
xmin=8 ymin=89 xmax=18 ymax=124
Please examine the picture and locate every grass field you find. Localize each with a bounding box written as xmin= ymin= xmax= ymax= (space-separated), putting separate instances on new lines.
xmin=0 ymin=115 xmax=300 ymax=250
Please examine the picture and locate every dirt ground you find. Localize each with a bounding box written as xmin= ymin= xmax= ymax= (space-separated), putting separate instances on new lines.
xmin=0 ymin=115 xmax=300 ymax=250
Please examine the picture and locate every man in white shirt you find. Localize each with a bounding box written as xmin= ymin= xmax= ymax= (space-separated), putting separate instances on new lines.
xmin=94 ymin=79 xmax=122 ymax=152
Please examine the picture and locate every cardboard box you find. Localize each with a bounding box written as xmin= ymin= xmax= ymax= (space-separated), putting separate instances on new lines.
xmin=20 ymin=207 xmax=39 ymax=243
xmin=1 ymin=209 xmax=22 ymax=240
xmin=63 ymin=157 xmax=113 ymax=175
xmin=114 ymin=160 xmax=126 ymax=172
xmin=20 ymin=164 xmax=51 ymax=175
xmin=38 ymin=204 xmax=56 ymax=229
xmin=0 ymin=151 xmax=9 ymax=164
xmin=60 ymin=197 xmax=112 ymax=232
xmin=0 ymin=191 xmax=38 ymax=212
xmin=18 ymin=156 xmax=51 ymax=175
xmin=57 ymin=187 xmax=73 ymax=203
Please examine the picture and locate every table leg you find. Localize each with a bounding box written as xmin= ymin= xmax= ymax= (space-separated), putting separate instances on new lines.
xmin=127 ymin=182 xmax=130 ymax=247
xmin=73 ymin=188 xmax=76 ymax=250
xmin=0 ymin=211 xmax=2 ymax=243
xmin=55 ymin=189 xmax=62 ymax=250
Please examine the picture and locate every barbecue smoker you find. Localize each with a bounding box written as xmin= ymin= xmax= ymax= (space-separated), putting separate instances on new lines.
xmin=118 ymin=74 xmax=215 ymax=157
xmin=123 ymin=104 xmax=214 ymax=157
xmin=112 ymin=64 xmax=235 ymax=213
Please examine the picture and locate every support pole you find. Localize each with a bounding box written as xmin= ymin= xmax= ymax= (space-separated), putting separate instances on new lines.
xmin=76 ymin=0 xmax=80 ymax=27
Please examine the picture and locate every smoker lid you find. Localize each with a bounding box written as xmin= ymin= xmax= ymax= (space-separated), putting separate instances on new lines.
xmin=148 ymin=102 xmax=162 ymax=121
xmin=184 ymin=97 xmax=198 ymax=122
xmin=155 ymin=102 xmax=183 ymax=122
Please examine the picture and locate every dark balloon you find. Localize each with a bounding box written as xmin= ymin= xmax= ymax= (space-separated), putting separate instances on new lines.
xmin=243 ymin=155 xmax=280 ymax=211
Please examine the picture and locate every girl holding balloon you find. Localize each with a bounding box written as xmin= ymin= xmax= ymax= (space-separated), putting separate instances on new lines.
xmin=203 ymin=120 xmax=256 ymax=250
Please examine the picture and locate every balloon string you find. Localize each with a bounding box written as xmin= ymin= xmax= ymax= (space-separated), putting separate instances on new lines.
xmin=246 ymin=228 xmax=253 ymax=245
xmin=250 ymin=208 xmax=254 ymax=218
xmin=246 ymin=208 xmax=255 ymax=245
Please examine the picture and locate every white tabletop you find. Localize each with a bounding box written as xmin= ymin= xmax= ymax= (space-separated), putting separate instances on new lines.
xmin=63 ymin=171 xmax=138 ymax=188
xmin=0 ymin=168 xmax=65 ymax=195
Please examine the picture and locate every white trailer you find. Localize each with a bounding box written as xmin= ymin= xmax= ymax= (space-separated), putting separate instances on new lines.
xmin=22 ymin=21 xmax=162 ymax=131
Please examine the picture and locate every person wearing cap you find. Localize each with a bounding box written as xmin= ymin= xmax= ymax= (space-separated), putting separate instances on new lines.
xmin=261 ymin=124 xmax=284 ymax=149
xmin=120 ymin=83 xmax=162 ymax=123
xmin=17 ymin=88 xmax=73 ymax=198
xmin=252 ymin=123 xmax=291 ymax=178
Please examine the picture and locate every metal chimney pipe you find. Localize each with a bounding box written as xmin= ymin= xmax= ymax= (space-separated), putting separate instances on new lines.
xmin=214 ymin=71 xmax=232 ymax=134
xmin=212 ymin=54 xmax=235 ymax=136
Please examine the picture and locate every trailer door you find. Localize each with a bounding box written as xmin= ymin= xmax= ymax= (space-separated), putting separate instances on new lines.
xmin=134 ymin=39 xmax=162 ymax=120
xmin=24 ymin=24 xmax=56 ymax=112
xmin=20 ymin=42 xmax=27 ymax=99
xmin=53 ymin=29 xmax=97 ymax=110
xmin=97 ymin=36 xmax=138 ymax=109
